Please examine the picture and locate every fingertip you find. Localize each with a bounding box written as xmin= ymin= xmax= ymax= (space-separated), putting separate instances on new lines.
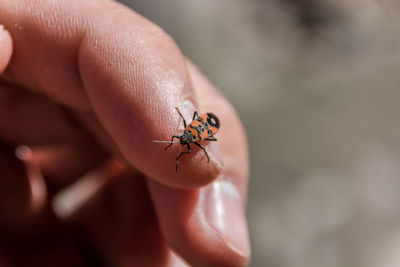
xmin=0 ymin=25 xmax=12 ymax=74
xmin=151 ymin=99 xmax=223 ymax=188
xmin=150 ymin=143 xmax=221 ymax=189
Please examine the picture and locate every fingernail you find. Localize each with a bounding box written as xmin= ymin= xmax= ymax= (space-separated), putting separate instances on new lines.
xmin=0 ymin=24 xmax=12 ymax=74
xmin=15 ymin=146 xmax=47 ymax=215
xmin=207 ymin=141 xmax=223 ymax=171
xmin=181 ymin=99 xmax=224 ymax=171
xmin=204 ymin=180 xmax=251 ymax=257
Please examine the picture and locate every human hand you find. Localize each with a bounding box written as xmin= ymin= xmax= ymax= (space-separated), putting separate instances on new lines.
xmin=0 ymin=1 xmax=250 ymax=266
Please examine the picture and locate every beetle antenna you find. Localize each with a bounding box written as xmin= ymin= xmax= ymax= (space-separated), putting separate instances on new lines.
xmin=152 ymin=140 xmax=180 ymax=143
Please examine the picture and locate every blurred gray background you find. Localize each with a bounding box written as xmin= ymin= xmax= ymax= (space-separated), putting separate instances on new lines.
xmin=118 ymin=1 xmax=400 ymax=266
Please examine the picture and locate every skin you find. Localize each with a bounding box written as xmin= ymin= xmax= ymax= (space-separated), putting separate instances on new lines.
xmin=0 ymin=0 xmax=250 ymax=266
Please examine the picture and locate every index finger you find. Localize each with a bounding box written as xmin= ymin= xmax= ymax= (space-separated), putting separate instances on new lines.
xmin=0 ymin=0 xmax=222 ymax=188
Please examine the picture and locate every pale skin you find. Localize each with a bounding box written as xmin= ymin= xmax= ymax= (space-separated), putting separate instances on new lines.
xmin=0 ymin=0 xmax=250 ymax=266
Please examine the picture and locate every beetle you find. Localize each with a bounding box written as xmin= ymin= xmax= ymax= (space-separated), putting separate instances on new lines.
xmin=153 ymin=108 xmax=220 ymax=171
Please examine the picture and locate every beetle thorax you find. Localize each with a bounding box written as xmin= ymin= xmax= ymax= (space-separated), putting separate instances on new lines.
xmin=180 ymin=131 xmax=194 ymax=144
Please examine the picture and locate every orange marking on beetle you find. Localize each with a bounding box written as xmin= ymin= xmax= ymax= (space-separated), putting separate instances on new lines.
xmin=199 ymin=113 xmax=209 ymax=121
xmin=201 ymin=129 xmax=209 ymax=139
xmin=209 ymin=126 xmax=218 ymax=135
xmin=190 ymin=120 xmax=203 ymax=127
xmin=188 ymin=127 xmax=199 ymax=140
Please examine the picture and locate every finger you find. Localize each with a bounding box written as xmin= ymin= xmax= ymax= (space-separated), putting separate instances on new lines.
xmin=0 ymin=145 xmax=46 ymax=229
xmin=0 ymin=83 xmax=110 ymax=192
xmin=0 ymin=0 xmax=222 ymax=188
xmin=60 ymin=160 xmax=170 ymax=266
xmin=0 ymin=83 xmax=111 ymax=187
xmin=189 ymin=62 xmax=249 ymax=196
xmin=31 ymin=136 xmax=109 ymax=191
xmin=0 ymin=84 xmax=85 ymax=146
xmin=148 ymin=63 xmax=250 ymax=266
xmin=0 ymin=24 xmax=12 ymax=74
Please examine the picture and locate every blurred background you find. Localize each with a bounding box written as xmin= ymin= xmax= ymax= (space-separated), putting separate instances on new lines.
xmin=119 ymin=1 xmax=400 ymax=266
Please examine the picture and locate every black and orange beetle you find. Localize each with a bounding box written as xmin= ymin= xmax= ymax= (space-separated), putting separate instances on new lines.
xmin=153 ymin=108 xmax=220 ymax=171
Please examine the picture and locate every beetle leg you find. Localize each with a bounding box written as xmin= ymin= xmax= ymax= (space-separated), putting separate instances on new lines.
xmin=175 ymin=108 xmax=187 ymax=128
xmin=192 ymin=111 xmax=199 ymax=120
xmin=176 ymin=144 xmax=192 ymax=172
xmin=165 ymin=135 xmax=181 ymax=150
xmin=194 ymin=143 xmax=209 ymax=163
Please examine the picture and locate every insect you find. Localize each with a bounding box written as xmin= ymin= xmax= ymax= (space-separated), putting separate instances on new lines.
xmin=153 ymin=108 xmax=220 ymax=171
